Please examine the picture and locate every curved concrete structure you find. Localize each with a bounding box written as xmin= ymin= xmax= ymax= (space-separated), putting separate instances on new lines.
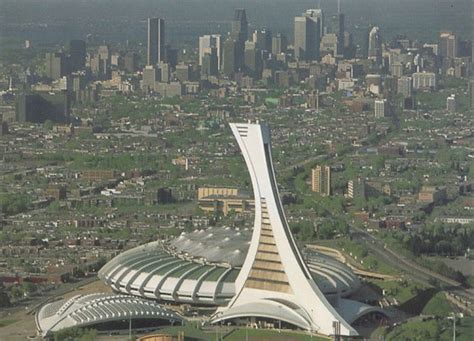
xmin=212 ymin=123 xmax=357 ymax=336
xmin=36 ymin=293 xmax=182 ymax=337
xmin=98 ymin=234 xmax=361 ymax=306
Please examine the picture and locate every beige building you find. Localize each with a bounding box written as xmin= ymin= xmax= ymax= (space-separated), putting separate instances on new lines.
xmin=197 ymin=187 xmax=254 ymax=216
xmin=311 ymin=165 xmax=331 ymax=196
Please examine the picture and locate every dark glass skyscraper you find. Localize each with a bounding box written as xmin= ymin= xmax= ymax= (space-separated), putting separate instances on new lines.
xmin=147 ymin=18 xmax=165 ymax=66
xmin=69 ymin=40 xmax=86 ymax=71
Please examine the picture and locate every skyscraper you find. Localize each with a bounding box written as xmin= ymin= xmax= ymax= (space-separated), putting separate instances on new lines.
xmin=244 ymin=41 xmax=262 ymax=79
xmin=305 ymin=9 xmax=323 ymax=37
xmin=272 ymin=33 xmax=287 ymax=55
xmin=368 ymin=26 xmax=382 ymax=65
xmin=223 ymin=38 xmax=239 ymax=76
xmin=311 ymin=165 xmax=331 ymax=196
xmin=69 ymin=40 xmax=86 ymax=72
xmin=199 ymin=35 xmax=221 ymax=70
xmin=45 ymin=52 xmax=67 ymax=80
xmin=223 ymin=9 xmax=248 ymax=76
xmin=327 ymin=13 xmax=344 ymax=56
xmin=252 ymin=29 xmax=272 ymax=51
xmin=147 ymin=17 xmax=165 ymax=66
xmin=439 ymin=32 xmax=458 ymax=59
xmin=294 ymin=10 xmax=320 ymax=61
xmin=231 ymin=9 xmax=248 ymax=42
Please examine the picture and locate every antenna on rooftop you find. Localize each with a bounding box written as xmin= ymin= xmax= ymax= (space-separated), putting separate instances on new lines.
xmin=338 ymin=0 xmax=341 ymax=14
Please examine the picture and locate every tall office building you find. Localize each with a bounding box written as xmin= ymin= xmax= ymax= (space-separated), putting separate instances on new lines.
xmin=244 ymin=41 xmax=262 ymax=79
xmin=124 ymin=52 xmax=138 ymax=73
xmin=368 ymin=26 xmax=382 ymax=65
xmin=45 ymin=52 xmax=67 ymax=80
xmin=223 ymin=38 xmax=239 ymax=76
xmin=231 ymin=9 xmax=248 ymax=42
xmin=199 ymin=35 xmax=221 ymax=70
xmin=271 ymin=33 xmax=287 ymax=55
xmin=439 ymin=32 xmax=458 ymax=59
xmin=223 ymin=9 xmax=248 ymax=77
xmin=294 ymin=10 xmax=320 ymax=61
xmin=252 ymin=29 xmax=272 ymax=51
xmin=201 ymin=48 xmax=219 ymax=78
xmin=374 ymin=99 xmax=389 ymax=118
xmin=328 ymin=13 xmax=345 ymax=56
xmin=311 ymin=165 xmax=331 ymax=196
xmin=147 ymin=17 xmax=165 ymax=66
xmin=305 ymin=9 xmax=323 ymax=37
xmin=69 ymin=40 xmax=86 ymax=71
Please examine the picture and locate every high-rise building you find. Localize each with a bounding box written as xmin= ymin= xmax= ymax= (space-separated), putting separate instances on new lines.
xmin=311 ymin=165 xmax=331 ymax=196
xmin=320 ymin=33 xmax=338 ymax=57
xmin=231 ymin=9 xmax=248 ymax=42
xmin=374 ymin=99 xmax=389 ymax=118
xmin=412 ymin=72 xmax=437 ymax=90
xmin=244 ymin=41 xmax=262 ymax=79
xmin=446 ymin=94 xmax=456 ymax=112
xmin=201 ymin=48 xmax=219 ymax=78
xmin=305 ymin=9 xmax=323 ymax=37
xmin=175 ymin=63 xmax=192 ymax=82
xmin=223 ymin=38 xmax=239 ymax=76
xmin=347 ymin=178 xmax=366 ymax=199
xmin=252 ymin=29 xmax=272 ymax=52
xmin=328 ymin=13 xmax=344 ymax=56
xmin=224 ymin=8 xmax=248 ymax=77
xmin=142 ymin=65 xmax=160 ymax=91
xmin=69 ymin=40 xmax=86 ymax=72
xmin=397 ymin=76 xmax=412 ymax=98
xmin=199 ymin=35 xmax=221 ymax=70
xmin=16 ymin=91 xmax=70 ymax=123
xmin=271 ymin=33 xmax=287 ymax=55
xmin=294 ymin=10 xmax=320 ymax=61
xmin=147 ymin=17 xmax=165 ymax=66
xmin=45 ymin=52 xmax=67 ymax=80
xmin=368 ymin=26 xmax=382 ymax=65
xmin=439 ymin=32 xmax=458 ymax=59
xmin=124 ymin=52 xmax=138 ymax=73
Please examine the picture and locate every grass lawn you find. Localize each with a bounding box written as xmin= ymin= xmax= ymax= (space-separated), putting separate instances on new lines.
xmin=385 ymin=316 xmax=474 ymax=341
xmin=157 ymin=324 xmax=210 ymax=341
xmin=0 ymin=319 xmax=17 ymax=328
xmin=386 ymin=319 xmax=439 ymax=340
xmin=422 ymin=292 xmax=453 ymax=317
xmin=224 ymin=328 xmax=328 ymax=341
xmin=370 ymin=279 xmax=429 ymax=305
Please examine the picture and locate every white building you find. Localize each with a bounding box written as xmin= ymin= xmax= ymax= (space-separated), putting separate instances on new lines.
xmin=374 ymin=99 xmax=389 ymax=118
xmin=412 ymin=72 xmax=437 ymax=90
xmin=199 ymin=34 xmax=221 ymax=69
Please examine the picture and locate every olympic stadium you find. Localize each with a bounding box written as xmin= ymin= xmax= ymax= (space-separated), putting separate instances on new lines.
xmin=37 ymin=123 xmax=387 ymax=338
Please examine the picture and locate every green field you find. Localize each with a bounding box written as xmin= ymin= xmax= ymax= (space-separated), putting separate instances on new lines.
xmin=385 ymin=316 xmax=474 ymax=341
xmin=223 ymin=328 xmax=328 ymax=341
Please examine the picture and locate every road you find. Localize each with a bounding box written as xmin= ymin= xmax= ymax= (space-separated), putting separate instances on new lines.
xmin=350 ymin=226 xmax=474 ymax=308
